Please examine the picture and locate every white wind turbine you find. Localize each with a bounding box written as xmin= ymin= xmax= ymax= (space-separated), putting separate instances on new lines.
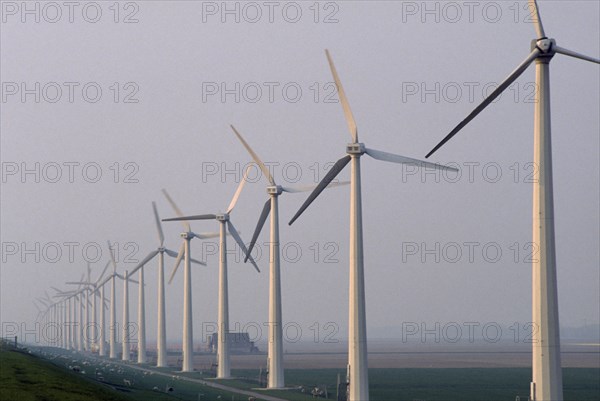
xmin=106 ymin=241 xmax=139 ymax=359
xmin=161 ymin=189 xmax=214 ymax=372
xmin=128 ymin=202 xmax=184 ymax=366
xmin=66 ymin=262 xmax=110 ymax=353
xmin=231 ymin=125 xmax=347 ymax=388
xmin=425 ymin=2 xmax=599 ymax=400
xmin=289 ymin=50 xmax=457 ymax=401
xmin=163 ymin=168 xmax=260 ymax=379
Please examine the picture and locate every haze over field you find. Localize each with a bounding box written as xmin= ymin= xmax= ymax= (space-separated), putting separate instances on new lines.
xmin=1 ymin=1 xmax=598 ymax=350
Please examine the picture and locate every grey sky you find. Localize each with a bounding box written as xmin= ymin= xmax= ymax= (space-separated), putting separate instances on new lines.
xmin=1 ymin=1 xmax=598 ymax=345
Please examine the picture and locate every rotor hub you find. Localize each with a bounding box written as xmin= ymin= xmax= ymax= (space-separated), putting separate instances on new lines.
xmin=158 ymin=247 xmax=165 ymax=253
xmin=180 ymin=232 xmax=193 ymax=239
xmin=532 ymin=38 xmax=556 ymax=57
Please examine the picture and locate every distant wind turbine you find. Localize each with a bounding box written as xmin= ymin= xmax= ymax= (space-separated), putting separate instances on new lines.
xmin=289 ymin=50 xmax=457 ymax=401
xmin=231 ymin=125 xmax=346 ymax=388
xmin=163 ymin=166 xmax=260 ymax=379
xmin=161 ymin=189 xmax=214 ymax=372
xmin=128 ymin=202 xmax=184 ymax=366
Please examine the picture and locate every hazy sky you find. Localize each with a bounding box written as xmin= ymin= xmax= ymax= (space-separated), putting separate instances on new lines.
xmin=1 ymin=1 xmax=598 ymax=346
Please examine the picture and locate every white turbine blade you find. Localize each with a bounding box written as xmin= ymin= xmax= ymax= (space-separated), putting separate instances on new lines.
xmin=192 ymin=231 xmax=221 ymax=240
xmin=168 ymin=242 xmax=185 ymax=284
xmin=554 ymin=45 xmax=600 ymax=64
xmin=230 ymin=125 xmax=275 ymax=185
xmin=365 ymin=147 xmax=459 ymax=172
xmin=152 ymin=201 xmax=165 ymax=246
xmin=227 ymin=221 xmax=260 ymax=272
xmin=326 ymin=49 xmax=358 ymax=143
xmin=50 ymin=286 xmax=62 ymax=293
xmin=161 ymin=189 xmax=191 ymax=232
xmin=65 ymin=281 xmax=92 ymax=285
xmin=281 ymin=181 xmax=350 ymax=193
xmin=164 ymin=214 xmax=216 ymax=222
xmin=97 ymin=274 xmax=114 ymax=289
xmin=96 ymin=261 xmax=111 ymax=284
xmin=130 ymin=250 xmax=160 ymax=275
xmin=426 ymin=48 xmax=540 ymax=158
xmin=107 ymin=240 xmax=118 ymax=272
xmin=227 ymin=164 xmax=253 ymax=214
xmin=528 ymin=0 xmax=545 ymax=39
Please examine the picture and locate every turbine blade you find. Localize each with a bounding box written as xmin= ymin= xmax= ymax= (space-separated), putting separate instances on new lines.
xmin=230 ymin=125 xmax=275 ymax=185
xmin=425 ymin=48 xmax=540 ymax=158
xmin=246 ymin=198 xmax=271 ymax=263
xmin=164 ymin=248 xmax=179 ymax=258
xmin=189 ymin=256 xmax=207 ymax=266
xmin=227 ymin=164 xmax=252 ymax=213
xmin=130 ymin=250 xmax=159 ymax=275
xmin=192 ymin=231 xmax=221 ymax=240
xmin=50 ymin=286 xmax=62 ymax=293
xmin=161 ymin=189 xmax=191 ymax=232
xmin=554 ymin=45 xmax=600 ymax=64
xmin=168 ymin=242 xmax=185 ymax=284
xmin=152 ymin=201 xmax=165 ymax=246
xmin=107 ymin=240 xmax=118 ymax=272
xmin=96 ymin=261 xmax=111 ymax=284
xmin=227 ymin=221 xmax=260 ymax=272
xmin=326 ymin=49 xmax=358 ymax=143
xmin=365 ymin=147 xmax=459 ymax=172
xmin=528 ymin=0 xmax=545 ymax=39
xmin=289 ymin=155 xmax=351 ymax=225
xmin=281 ymin=181 xmax=350 ymax=193
xmin=163 ymin=214 xmax=216 ymax=222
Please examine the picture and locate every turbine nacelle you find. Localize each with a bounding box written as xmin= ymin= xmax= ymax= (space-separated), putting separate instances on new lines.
xmin=215 ymin=213 xmax=229 ymax=222
xmin=180 ymin=232 xmax=194 ymax=240
xmin=346 ymin=143 xmax=366 ymax=156
xmin=267 ymin=185 xmax=283 ymax=196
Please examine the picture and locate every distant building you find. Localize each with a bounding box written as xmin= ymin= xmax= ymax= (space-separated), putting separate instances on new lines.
xmin=207 ymin=333 xmax=259 ymax=354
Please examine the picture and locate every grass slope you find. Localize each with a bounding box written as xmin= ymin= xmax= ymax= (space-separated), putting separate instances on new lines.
xmin=0 ymin=346 xmax=134 ymax=401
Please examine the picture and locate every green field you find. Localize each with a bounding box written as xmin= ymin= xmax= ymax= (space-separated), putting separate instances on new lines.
xmin=227 ymin=368 xmax=600 ymax=401
xmin=2 ymin=344 xmax=599 ymax=401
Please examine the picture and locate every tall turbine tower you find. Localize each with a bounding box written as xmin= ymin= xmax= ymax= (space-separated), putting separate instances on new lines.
xmin=129 ymin=202 xmax=183 ymax=366
xmin=164 ymin=166 xmax=260 ymax=379
xmin=425 ymin=2 xmax=599 ymax=400
xmin=289 ymin=50 xmax=457 ymax=401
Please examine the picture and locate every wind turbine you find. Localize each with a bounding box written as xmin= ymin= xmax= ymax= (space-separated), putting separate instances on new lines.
xmin=66 ymin=262 xmax=110 ymax=353
xmin=105 ymin=241 xmax=139 ymax=359
xmin=161 ymin=189 xmax=214 ymax=372
xmin=128 ymin=202 xmax=184 ymax=366
xmin=163 ymin=167 xmax=260 ymax=379
xmin=288 ymin=50 xmax=457 ymax=401
xmin=231 ymin=125 xmax=347 ymax=388
xmin=424 ymin=2 xmax=599 ymax=400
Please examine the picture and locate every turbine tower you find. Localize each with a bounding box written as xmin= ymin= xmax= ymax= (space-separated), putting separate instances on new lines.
xmin=425 ymin=2 xmax=599 ymax=400
xmin=161 ymin=189 xmax=212 ymax=372
xmin=129 ymin=202 xmax=183 ymax=366
xmin=163 ymin=166 xmax=260 ymax=379
xmin=289 ymin=50 xmax=457 ymax=401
